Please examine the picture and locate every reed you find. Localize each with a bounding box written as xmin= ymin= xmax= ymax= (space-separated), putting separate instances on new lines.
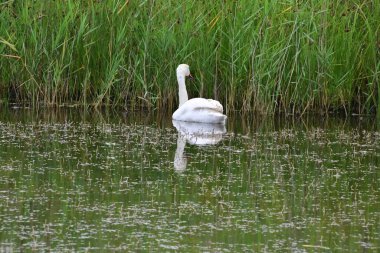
xmin=0 ymin=0 xmax=379 ymax=114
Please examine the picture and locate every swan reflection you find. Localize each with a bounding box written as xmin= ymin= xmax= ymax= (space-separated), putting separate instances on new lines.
xmin=173 ymin=120 xmax=226 ymax=172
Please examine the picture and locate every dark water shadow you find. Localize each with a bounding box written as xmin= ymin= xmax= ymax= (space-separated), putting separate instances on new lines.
xmin=1 ymin=106 xmax=378 ymax=133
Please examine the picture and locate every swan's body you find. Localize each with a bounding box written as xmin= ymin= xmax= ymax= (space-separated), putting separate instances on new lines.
xmin=172 ymin=98 xmax=226 ymax=124
xmin=172 ymin=64 xmax=227 ymax=124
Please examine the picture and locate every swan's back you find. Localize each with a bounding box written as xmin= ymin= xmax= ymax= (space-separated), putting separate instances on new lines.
xmin=172 ymin=98 xmax=227 ymax=124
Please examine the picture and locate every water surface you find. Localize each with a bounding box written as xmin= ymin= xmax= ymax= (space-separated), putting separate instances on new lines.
xmin=0 ymin=108 xmax=379 ymax=252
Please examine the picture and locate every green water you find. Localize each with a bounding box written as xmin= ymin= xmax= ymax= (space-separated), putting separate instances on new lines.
xmin=0 ymin=108 xmax=379 ymax=252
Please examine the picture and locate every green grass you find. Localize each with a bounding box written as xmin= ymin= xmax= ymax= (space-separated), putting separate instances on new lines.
xmin=0 ymin=0 xmax=379 ymax=114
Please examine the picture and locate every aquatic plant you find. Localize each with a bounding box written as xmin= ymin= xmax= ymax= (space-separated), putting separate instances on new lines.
xmin=0 ymin=109 xmax=379 ymax=251
xmin=0 ymin=0 xmax=379 ymax=114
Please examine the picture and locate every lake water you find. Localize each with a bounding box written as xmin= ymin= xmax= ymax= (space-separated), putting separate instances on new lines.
xmin=0 ymin=108 xmax=379 ymax=252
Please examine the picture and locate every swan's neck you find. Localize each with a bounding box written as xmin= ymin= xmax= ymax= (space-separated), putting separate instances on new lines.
xmin=177 ymin=74 xmax=188 ymax=107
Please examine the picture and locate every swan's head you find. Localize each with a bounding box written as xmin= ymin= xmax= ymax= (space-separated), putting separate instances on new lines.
xmin=176 ymin=64 xmax=192 ymax=79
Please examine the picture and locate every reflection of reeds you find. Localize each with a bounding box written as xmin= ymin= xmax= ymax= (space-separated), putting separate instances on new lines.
xmin=0 ymin=1 xmax=379 ymax=114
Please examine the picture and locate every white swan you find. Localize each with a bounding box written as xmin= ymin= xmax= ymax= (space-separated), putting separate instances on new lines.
xmin=172 ymin=64 xmax=227 ymax=124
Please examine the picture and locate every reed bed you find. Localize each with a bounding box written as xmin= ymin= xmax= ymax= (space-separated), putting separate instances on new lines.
xmin=0 ymin=0 xmax=379 ymax=114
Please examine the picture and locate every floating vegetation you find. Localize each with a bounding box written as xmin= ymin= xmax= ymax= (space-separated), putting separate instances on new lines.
xmin=0 ymin=109 xmax=379 ymax=251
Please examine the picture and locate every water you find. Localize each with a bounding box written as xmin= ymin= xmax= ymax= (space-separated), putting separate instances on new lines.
xmin=0 ymin=108 xmax=379 ymax=252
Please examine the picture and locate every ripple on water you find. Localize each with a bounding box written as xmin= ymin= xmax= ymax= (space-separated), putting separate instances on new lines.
xmin=0 ymin=114 xmax=379 ymax=251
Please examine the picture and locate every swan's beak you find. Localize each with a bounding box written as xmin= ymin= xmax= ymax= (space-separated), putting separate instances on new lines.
xmin=187 ymin=74 xmax=194 ymax=80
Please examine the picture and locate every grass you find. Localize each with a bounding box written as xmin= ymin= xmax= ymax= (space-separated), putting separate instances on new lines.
xmin=0 ymin=0 xmax=379 ymax=115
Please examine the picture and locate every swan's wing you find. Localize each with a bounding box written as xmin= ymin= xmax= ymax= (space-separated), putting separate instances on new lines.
xmin=173 ymin=98 xmax=227 ymax=124
xmin=185 ymin=98 xmax=224 ymax=113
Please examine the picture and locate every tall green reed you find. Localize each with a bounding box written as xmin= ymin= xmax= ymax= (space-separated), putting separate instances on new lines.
xmin=0 ymin=0 xmax=379 ymax=114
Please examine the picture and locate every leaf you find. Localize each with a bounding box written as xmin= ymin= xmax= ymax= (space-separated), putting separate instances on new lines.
xmin=0 ymin=37 xmax=18 ymax=52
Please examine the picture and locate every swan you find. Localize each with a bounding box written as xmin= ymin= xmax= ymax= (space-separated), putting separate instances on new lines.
xmin=172 ymin=64 xmax=227 ymax=124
